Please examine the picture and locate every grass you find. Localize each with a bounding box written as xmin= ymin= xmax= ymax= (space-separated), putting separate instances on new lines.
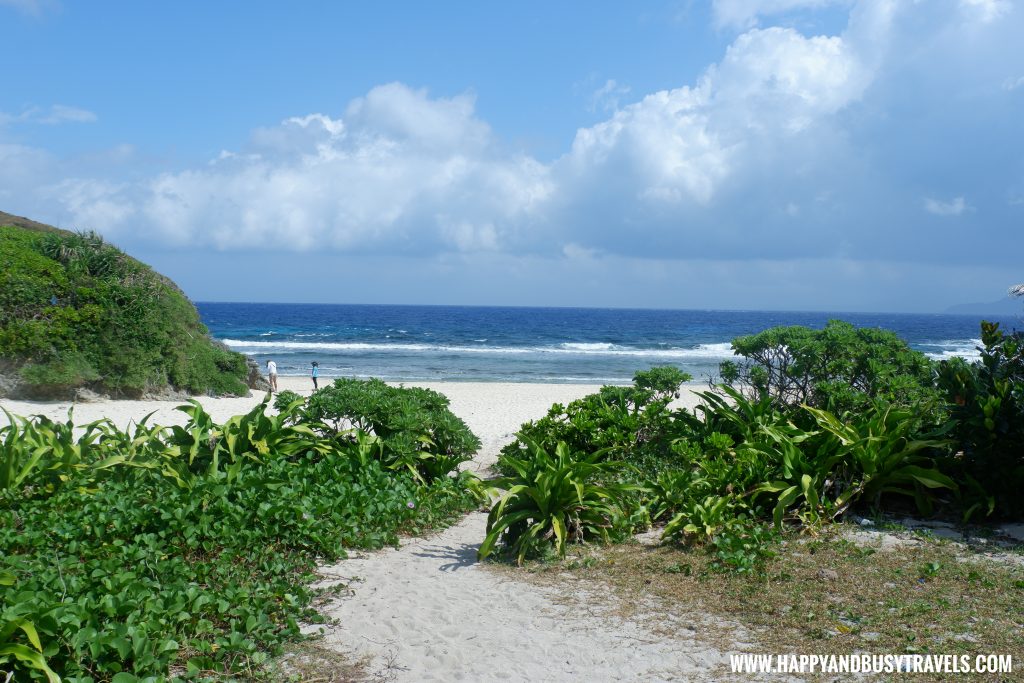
xmin=488 ymin=524 xmax=1023 ymax=682
xmin=251 ymin=642 xmax=370 ymax=682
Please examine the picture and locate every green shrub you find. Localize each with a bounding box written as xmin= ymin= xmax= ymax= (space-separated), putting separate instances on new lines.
xmin=499 ymin=366 xmax=694 ymax=477
xmin=301 ymin=378 xmax=480 ymax=482
xmin=803 ymin=403 xmax=955 ymax=515
xmin=662 ymin=493 xmax=748 ymax=542
xmin=719 ymin=320 xmax=940 ymax=420
xmin=483 ymin=327 xmax=1014 ymax=576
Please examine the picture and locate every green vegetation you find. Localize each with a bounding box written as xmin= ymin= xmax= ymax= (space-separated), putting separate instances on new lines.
xmin=0 ymin=393 xmax=479 ymax=681
xmin=481 ymin=319 xmax=1022 ymax=568
xmin=718 ymin=319 xmax=941 ymax=420
xmin=0 ymin=223 xmax=249 ymax=398
xmin=289 ymin=377 xmax=481 ymax=483
xmin=936 ymin=321 xmax=1024 ymax=518
xmin=497 ymin=366 xmax=695 ymax=475
xmin=479 ymin=439 xmax=637 ymax=565
xmin=482 ymin=321 xmax=1023 ymax=671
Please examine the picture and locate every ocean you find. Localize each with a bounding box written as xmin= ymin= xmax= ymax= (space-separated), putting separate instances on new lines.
xmin=197 ymin=303 xmax=1022 ymax=385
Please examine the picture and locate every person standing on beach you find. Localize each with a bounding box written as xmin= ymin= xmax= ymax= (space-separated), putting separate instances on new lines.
xmin=311 ymin=361 xmax=319 ymax=391
xmin=266 ymin=359 xmax=278 ymax=392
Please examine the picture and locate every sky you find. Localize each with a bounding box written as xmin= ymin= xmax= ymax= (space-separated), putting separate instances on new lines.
xmin=1 ymin=0 xmax=1022 ymax=312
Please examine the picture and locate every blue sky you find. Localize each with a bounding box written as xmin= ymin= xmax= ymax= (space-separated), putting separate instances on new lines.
xmin=1 ymin=0 xmax=1021 ymax=312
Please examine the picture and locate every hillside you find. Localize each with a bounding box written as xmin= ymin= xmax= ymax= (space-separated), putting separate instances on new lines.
xmin=944 ymin=296 xmax=1023 ymax=317
xmin=0 ymin=211 xmax=258 ymax=399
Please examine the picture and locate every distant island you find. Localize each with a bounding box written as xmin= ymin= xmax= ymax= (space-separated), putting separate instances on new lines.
xmin=945 ymin=296 xmax=1023 ymax=317
xmin=0 ymin=210 xmax=263 ymax=399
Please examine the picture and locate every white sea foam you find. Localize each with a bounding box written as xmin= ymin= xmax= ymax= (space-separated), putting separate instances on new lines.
xmin=925 ymin=349 xmax=982 ymax=361
xmin=685 ymin=342 xmax=735 ymax=357
xmin=922 ymin=338 xmax=982 ymax=362
xmin=560 ymin=342 xmax=616 ymax=351
xmin=218 ymin=338 xmax=739 ymax=360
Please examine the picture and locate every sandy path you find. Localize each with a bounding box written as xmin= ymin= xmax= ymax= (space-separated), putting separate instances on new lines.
xmin=306 ymin=382 xmax=763 ymax=682
xmin=313 ymin=512 xmax=744 ymax=682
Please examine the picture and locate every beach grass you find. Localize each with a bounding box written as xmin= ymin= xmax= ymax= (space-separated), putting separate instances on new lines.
xmin=496 ymin=523 xmax=1023 ymax=681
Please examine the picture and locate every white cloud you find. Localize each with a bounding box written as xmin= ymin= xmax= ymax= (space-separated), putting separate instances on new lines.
xmin=959 ymin=0 xmax=1012 ymax=23
xmin=562 ymin=242 xmax=601 ymax=260
xmin=0 ymin=104 xmax=96 ymax=126
xmin=712 ymin=0 xmax=850 ymax=29
xmin=1002 ymin=75 xmax=1024 ymax=90
xmin=555 ymin=22 xmax=871 ymax=219
xmin=924 ymin=196 xmax=969 ymax=216
xmin=588 ymin=79 xmax=632 ymax=113
xmin=344 ymin=83 xmax=491 ymax=154
xmin=71 ymin=83 xmax=555 ymax=253
xmin=0 ymin=0 xmax=55 ymax=15
xmin=0 ymin=143 xmax=56 ymax=208
xmin=39 ymin=105 xmax=96 ymax=124
xmin=9 ymin=0 xmax=1019 ymax=284
xmin=48 ymin=179 xmax=134 ymax=230
xmin=31 ymin=11 xmax=879 ymax=260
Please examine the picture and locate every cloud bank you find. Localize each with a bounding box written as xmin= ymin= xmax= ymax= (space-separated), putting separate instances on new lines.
xmin=7 ymin=0 xmax=1023 ymax=282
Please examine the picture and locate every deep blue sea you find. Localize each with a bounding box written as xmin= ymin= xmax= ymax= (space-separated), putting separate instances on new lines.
xmin=197 ymin=303 xmax=1022 ymax=384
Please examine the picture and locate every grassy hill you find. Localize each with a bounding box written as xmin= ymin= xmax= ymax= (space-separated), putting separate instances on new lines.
xmin=0 ymin=211 xmax=252 ymax=398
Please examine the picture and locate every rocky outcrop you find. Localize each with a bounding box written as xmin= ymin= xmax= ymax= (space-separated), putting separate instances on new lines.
xmin=246 ymin=357 xmax=271 ymax=392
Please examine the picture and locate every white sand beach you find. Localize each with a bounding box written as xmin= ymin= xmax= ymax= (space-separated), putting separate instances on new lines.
xmin=0 ymin=379 xmax=776 ymax=682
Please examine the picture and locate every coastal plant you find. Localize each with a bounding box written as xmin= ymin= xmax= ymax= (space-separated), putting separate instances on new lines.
xmin=0 ymin=572 xmax=60 ymax=683
xmin=708 ymin=519 xmax=778 ymax=573
xmin=273 ymin=389 xmax=304 ymax=416
xmin=480 ymin=439 xmax=637 ymax=565
xmin=499 ymin=366 xmax=694 ymax=475
xmin=661 ymin=493 xmax=747 ymax=542
xmin=717 ymin=320 xmax=940 ymax=420
xmin=161 ymin=393 xmax=331 ymax=487
xmin=0 ymin=404 xmax=478 ymax=681
xmin=0 ymin=407 xmax=147 ymax=494
xmin=299 ymin=378 xmax=480 ymax=481
xmin=804 ymin=403 xmax=956 ymax=515
xmin=640 ymin=468 xmax=698 ymax=523
xmin=936 ymin=321 xmax=1024 ymax=518
xmin=691 ymin=385 xmax=791 ymax=445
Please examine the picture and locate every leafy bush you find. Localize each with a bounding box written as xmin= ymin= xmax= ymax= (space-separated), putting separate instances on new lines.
xmin=499 ymin=366 xmax=694 ymax=476
xmin=483 ymin=326 xmax=1018 ymax=576
xmin=687 ymin=391 xmax=955 ymax=527
xmin=480 ymin=439 xmax=637 ymax=565
xmin=0 ymin=223 xmax=249 ymax=398
xmin=804 ymin=404 xmax=955 ymax=515
xmin=718 ymin=320 xmax=940 ymax=419
xmin=273 ymin=389 xmax=304 ymax=415
xmin=300 ymin=378 xmax=480 ymax=482
xmin=0 ymin=400 xmax=477 ymax=681
xmin=937 ymin=321 xmax=1024 ymax=518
